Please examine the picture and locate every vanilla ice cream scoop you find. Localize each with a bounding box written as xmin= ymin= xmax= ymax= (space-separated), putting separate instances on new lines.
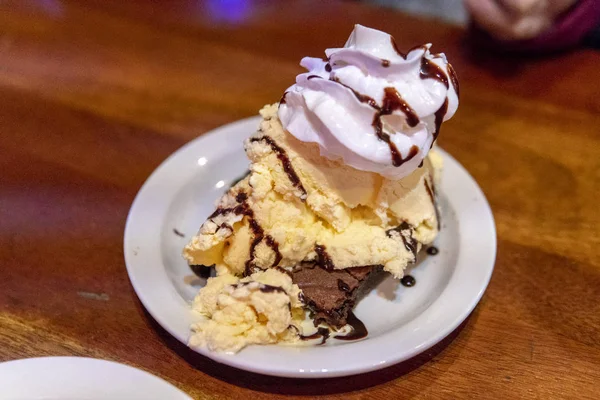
xmin=279 ymin=24 xmax=459 ymax=180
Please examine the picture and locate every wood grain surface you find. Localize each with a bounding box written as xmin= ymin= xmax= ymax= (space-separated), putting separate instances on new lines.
xmin=1 ymin=1 xmax=599 ymax=399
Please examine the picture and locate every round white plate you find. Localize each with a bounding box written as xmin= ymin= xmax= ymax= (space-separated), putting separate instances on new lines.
xmin=0 ymin=357 xmax=192 ymax=400
xmin=124 ymin=116 xmax=496 ymax=378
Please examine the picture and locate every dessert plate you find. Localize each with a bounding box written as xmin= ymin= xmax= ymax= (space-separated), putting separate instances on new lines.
xmin=0 ymin=357 xmax=192 ymax=400
xmin=124 ymin=116 xmax=496 ymax=378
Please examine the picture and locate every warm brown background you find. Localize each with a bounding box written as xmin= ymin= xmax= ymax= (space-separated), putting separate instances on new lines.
xmin=1 ymin=1 xmax=599 ymax=399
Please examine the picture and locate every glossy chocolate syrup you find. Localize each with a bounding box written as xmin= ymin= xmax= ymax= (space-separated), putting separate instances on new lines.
xmin=386 ymin=221 xmax=418 ymax=260
xmin=426 ymin=246 xmax=439 ymax=255
xmin=190 ymin=264 xmax=213 ymax=279
xmin=420 ymin=57 xmax=449 ymax=89
xmin=337 ymin=279 xmax=351 ymax=292
xmin=249 ymin=136 xmax=307 ymax=198
xmin=314 ymin=244 xmax=335 ymax=271
xmin=400 ymin=275 xmax=416 ymax=287
xmin=259 ymin=284 xmax=287 ymax=294
xmin=425 ymin=177 xmax=441 ymax=231
xmin=433 ymin=98 xmax=449 ymax=143
xmin=173 ymin=228 xmax=184 ymax=237
xmin=381 ymin=59 xmax=390 ymax=67
xmin=335 ymin=311 xmax=368 ymax=341
xmin=447 ymin=63 xmax=460 ymax=97
xmin=301 ymin=327 xmax=330 ymax=345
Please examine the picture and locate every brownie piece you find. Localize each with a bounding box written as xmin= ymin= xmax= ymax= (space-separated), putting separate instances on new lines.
xmin=292 ymin=262 xmax=381 ymax=328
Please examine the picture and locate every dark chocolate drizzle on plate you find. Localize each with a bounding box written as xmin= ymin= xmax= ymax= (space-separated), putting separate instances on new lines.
xmin=426 ymin=246 xmax=439 ymax=255
xmin=381 ymin=59 xmax=390 ymax=67
xmin=249 ymin=136 xmax=307 ymax=199
xmin=400 ymin=275 xmax=416 ymax=287
xmin=325 ymin=63 xmax=332 ymax=72
xmin=301 ymin=327 xmax=330 ymax=345
xmin=334 ymin=311 xmax=368 ymax=341
xmin=173 ymin=228 xmax=185 ymax=237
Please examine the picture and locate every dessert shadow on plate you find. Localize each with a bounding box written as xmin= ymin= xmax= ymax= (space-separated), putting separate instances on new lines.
xmin=141 ymin=303 xmax=477 ymax=394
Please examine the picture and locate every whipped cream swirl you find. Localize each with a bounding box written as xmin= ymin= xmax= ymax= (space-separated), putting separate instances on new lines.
xmin=278 ymin=25 xmax=459 ymax=180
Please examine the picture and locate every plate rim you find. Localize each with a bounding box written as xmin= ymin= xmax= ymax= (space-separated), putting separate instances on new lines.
xmin=124 ymin=116 xmax=496 ymax=378
xmin=0 ymin=356 xmax=192 ymax=399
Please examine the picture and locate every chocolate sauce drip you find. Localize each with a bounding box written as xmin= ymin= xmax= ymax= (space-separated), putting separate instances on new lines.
xmin=386 ymin=222 xmax=417 ymax=260
xmin=426 ymin=246 xmax=439 ymax=255
xmin=401 ymin=275 xmax=416 ymax=287
xmin=337 ymin=279 xmax=351 ymax=292
xmin=424 ymin=178 xmax=435 ymax=206
xmin=447 ymin=63 xmax=459 ymax=97
xmin=433 ymin=98 xmax=449 ymax=144
xmin=418 ymin=160 xmax=424 ymax=168
xmin=420 ymin=57 xmax=449 ymax=89
xmin=279 ymin=91 xmax=288 ymax=105
xmin=236 ymin=192 xmax=248 ymax=203
xmin=381 ymin=59 xmax=390 ymax=67
xmin=301 ymin=327 xmax=330 ymax=345
xmin=425 ymin=175 xmax=441 ymax=230
xmin=390 ymin=36 xmax=407 ymax=58
xmin=334 ymin=311 xmax=368 ymax=341
xmin=307 ymin=75 xmax=322 ymax=80
xmin=265 ymin=235 xmax=283 ymax=267
xmin=325 ymin=63 xmax=332 ymax=72
xmin=331 ymin=77 xmax=378 ymax=108
xmin=381 ymin=87 xmax=419 ymax=128
xmin=259 ymin=284 xmax=287 ymax=294
xmin=173 ymin=228 xmax=184 ymax=237
xmin=249 ymin=136 xmax=307 ymax=198
xmin=408 ymin=44 xmax=428 ymax=54
xmin=206 ymin=191 xmax=282 ymax=276
xmin=372 ymin=88 xmax=420 ymax=167
xmin=314 ymin=245 xmax=335 ymax=271
xmin=245 ymin=218 xmax=282 ymax=276
xmin=190 ymin=264 xmax=213 ymax=279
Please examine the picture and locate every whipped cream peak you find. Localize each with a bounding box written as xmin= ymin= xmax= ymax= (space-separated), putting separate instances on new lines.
xmin=279 ymin=24 xmax=459 ymax=180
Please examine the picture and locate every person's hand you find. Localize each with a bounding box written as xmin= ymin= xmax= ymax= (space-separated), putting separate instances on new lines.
xmin=465 ymin=0 xmax=579 ymax=40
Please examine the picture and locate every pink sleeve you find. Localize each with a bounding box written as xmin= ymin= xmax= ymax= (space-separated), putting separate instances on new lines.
xmin=477 ymin=0 xmax=600 ymax=52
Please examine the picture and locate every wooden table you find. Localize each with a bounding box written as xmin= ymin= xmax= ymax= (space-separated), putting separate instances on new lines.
xmin=1 ymin=1 xmax=599 ymax=398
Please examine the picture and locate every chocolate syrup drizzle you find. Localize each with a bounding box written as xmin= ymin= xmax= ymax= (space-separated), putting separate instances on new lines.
xmin=426 ymin=246 xmax=439 ymax=255
xmin=447 ymin=63 xmax=460 ymax=98
xmin=424 ymin=176 xmax=441 ymax=230
xmin=386 ymin=221 xmax=418 ymax=261
xmin=400 ymin=275 xmax=416 ymax=287
xmin=206 ymin=191 xmax=283 ymax=276
xmin=314 ymin=244 xmax=335 ymax=271
xmin=301 ymin=327 xmax=330 ymax=345
xmin=249 ymin=136 xmax=307 ymax=199
xmin=324 ymin=37 xmax=453 ymax=167
xmin=334 ymin=311 xmax=368 ymax=341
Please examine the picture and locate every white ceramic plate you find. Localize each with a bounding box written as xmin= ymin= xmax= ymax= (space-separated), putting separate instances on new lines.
xmin=0 ymin=357 xmax=192 ymax=400
xmin=124 ymin=116 xmax=496 ymax=378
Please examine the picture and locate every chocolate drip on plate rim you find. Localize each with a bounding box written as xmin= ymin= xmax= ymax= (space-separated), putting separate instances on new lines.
xmin=400 ymin=275 xmax=416 ymax=287
xmin=334 ymin=311 xmax=368 ymax=341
